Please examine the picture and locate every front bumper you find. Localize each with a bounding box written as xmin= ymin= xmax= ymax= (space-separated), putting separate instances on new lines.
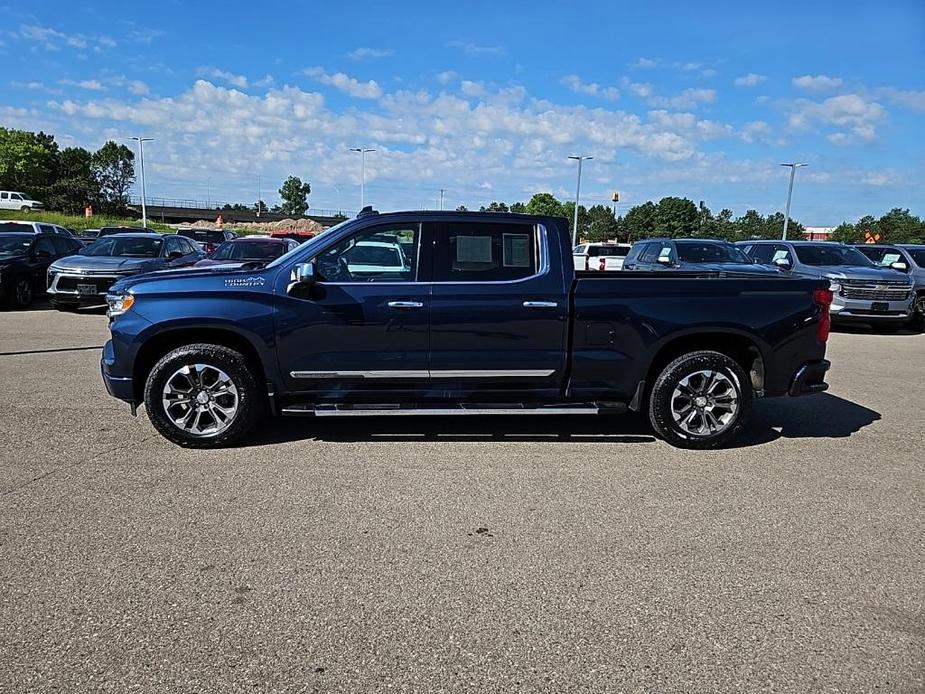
xmin=47 ymin=271 xmax=132 ymax=308
xmin=101 ymin=339 xmax=135 ymax=402
xmin=789 ymin=359 xmax=830 ymax=396
xmin=830 ymin=295 xmax=912 ymax=322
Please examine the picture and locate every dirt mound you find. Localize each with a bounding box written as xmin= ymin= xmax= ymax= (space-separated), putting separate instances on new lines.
xmin=176 ymin=218 xmax=327 ymax=234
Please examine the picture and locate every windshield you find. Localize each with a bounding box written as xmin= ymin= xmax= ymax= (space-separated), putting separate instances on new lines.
xmin=18 ymin=193 xmax=32 ymax=200
xmin=794 ymin=245 xmax=874 ymax=267
xmin=84 ymin=237 xmax=163 ymax=258
xmin=676 ymin=241 xmax=752 ymax=264
xmin=0 ymin=235 xmax=32 ymax=257
xmin=266 ymin=219 xmax=352 ymax=269
xmin=211 ymin=240 xmax=288 ymax=261
xmin=591 ymin=246 xmax=629 ymax=257
xmin=179 ymin=228 xmax=226 ymax=243
xmin=905 ymin=249 xmax=925 ymax=267
xmin=0 ymin=222 xmax=34 ymax=233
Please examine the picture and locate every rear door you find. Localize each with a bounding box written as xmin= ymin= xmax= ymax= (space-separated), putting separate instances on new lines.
xmin=428 ymin=219 xmax=568 ymax=399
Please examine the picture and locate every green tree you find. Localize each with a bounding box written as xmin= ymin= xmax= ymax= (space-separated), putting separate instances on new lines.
xmin=623 ymin=201 xmax=657 ymax=242
xmin=654 ymin=196 xmax=699 ymax=237
xmin=525 ymin=192 xmax=565 ymax=218
xmin=734 ymin=210 xmax=766 ymax=240
xmin=877 ymin=208 xmax=922 ymax=243
xmin=0 ymin=127 xmax=59 ymax=200
xmin=510 ymin=201 xmax=527 ymax=213
xmin=764 ymin=212 xmax=804 ymax=239
xmin=255 ymin=200 xmax=268 ymax=213
xmin=46 ymin=147 xmax=97 ymax=214
xmin=91 ymin=141 xmax=135 ymax=214
xmin=702 ymin=208 xmax=736 ymax=241
xmin=480 ymin=201 xmax=509 ymax=213
xmin=829 ymin=222 xmax=859 ymax=244
xmin=278 ymin=175 xmax=311 ymax=216
xmin=455 ymin=205 xmax=469 ymax=212
xmin=561 ymin=201 xmax=590 ymax=241
xmin=586 ymin=204 xmax=619 ymax=242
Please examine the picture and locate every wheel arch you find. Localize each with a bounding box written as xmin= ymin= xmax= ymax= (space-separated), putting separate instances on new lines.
xmin=132 ymin=327 xmax=269 ymax=402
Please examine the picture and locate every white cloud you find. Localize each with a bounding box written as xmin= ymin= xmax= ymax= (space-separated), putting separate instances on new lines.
xmin=560 ymin=75 xmax=619 ymax=101
xmin=127 ymin=80 xmax=150 ymax=95
xmin=876 ymin=87 xmax=925 ymax=112
xmin=447 ymin=40 xmax=502 ymax=56
xmin=59 ymin=79 xmax=106 ymax=91
xmin=348 ymin=47 xmax=393 ymax=60
xmin=647 ymin=88 xmax=717 ymax=110
xmin=740 ymin=120 xmax=772 ymax=143
xmin=460 ymin=80 xmax=488 ymax=98
xmin=622 ymin=79 xmax=654 ymax=98
xmin=789 ymin=93 xmax=886 ymax=143
xmin=16 ymin=24 xmax=116 ymax=52
xmin=436 ymin=71 xmax=458 ymax=85
xmin=634 ymin=58 xmax=657 ymax=69
xmin=792 ymin=74 xmax=843 ymax=91
xmin=734 ymin=73 xmax=766 ymax=87
xmin=198 ymin=67 xmax=249 ymax=89
xmin=304 ymin=67 xmax=382 ymax=99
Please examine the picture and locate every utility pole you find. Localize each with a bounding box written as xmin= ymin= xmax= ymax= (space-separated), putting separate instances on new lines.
xmin=257 ymin=174 xmax=261 ymax=218
xmin=568 ymin=155 xmax=593 ymax=246
xmin=129 ymin=137 xmax=154 ymax=227
xmin=780 ymin=162 xmax=808 ymax=240
xmin=439 ymin=188 xmax=446 ymax=211
xmin=350 ymin=147 xmax=376 ymax=209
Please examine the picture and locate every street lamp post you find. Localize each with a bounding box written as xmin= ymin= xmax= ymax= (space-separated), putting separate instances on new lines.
xmin=780 ymin=162 xmax=808 ymax=240
xmin=568 ymin=155 xmax=593 ymax=246
xmin=129 ymin=137 xmax=154 ymax=227
xmin=350 ymin=147 xmax=376 ymax=209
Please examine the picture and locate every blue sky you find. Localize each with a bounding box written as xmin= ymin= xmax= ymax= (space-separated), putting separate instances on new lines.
xmin=1 ymin=0 xmax=923 ymax=224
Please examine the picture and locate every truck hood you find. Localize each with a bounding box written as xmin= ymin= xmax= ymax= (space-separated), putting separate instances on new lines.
xmin=53 ymin=254 xmax=155 ymax=272
xmin=111 ymin=263 xmax=276 ymax=294
xmin=679 ymin=261 xmax=779 ymax=274
xmin=806 ymin=264 xmax=914 ymax=282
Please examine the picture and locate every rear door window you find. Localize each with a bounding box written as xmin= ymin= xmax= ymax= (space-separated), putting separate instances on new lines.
xmin=433 ymin=221 xmax=537 ymax=282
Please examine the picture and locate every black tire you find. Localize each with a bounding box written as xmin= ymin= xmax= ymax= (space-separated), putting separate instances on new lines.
xmin=143 ymin=343 xmax=265 ymax=448
xmin=648 ymin=350 xmax=753 ymax=449
xmin=20 ymin=206 xmax=30 ymax=212
xmin=7 ymin=275 xmax=34 ymax=309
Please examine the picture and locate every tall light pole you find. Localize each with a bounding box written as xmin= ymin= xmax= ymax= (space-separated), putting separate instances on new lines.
xmin=568 ymin=155 xmax=593 ymax=246
xmin=350 ymin=147 xmax=375 ymax=209
xmin=129 ymin=137 xmax=154 ymax=227
xmin=780 ymin=162 xmax=808 ymax=240
xmin=439 ymin=188 xmax=446 ymax=211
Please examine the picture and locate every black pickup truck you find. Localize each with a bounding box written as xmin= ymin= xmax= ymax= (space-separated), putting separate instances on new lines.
xmin=101 ymin=209 xmax=832 ymax=449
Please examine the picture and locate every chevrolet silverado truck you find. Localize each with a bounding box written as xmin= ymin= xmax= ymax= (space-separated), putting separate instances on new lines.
xmin=101 ymin=209 xmax=833 ymax=450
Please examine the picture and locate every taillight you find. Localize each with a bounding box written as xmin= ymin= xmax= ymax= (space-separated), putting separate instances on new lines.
xmin=813 ymin=288 xmax=833 ymax=343
xmin=599 ymin=257 xmax=606 ymax=271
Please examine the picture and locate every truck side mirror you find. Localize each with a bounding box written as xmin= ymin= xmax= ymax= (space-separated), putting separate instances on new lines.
xmin=290 ymin=262 xmax=315 ymax=287
xmin=890 ymin=261 xmax=908 ymax=271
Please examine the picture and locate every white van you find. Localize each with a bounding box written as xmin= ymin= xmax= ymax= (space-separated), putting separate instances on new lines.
xmin=0 ymin=191 xmax=44 ymax=211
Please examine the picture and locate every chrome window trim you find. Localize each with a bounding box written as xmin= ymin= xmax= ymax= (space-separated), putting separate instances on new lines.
xmin=305 ymin=223 xmax=550 ymax=287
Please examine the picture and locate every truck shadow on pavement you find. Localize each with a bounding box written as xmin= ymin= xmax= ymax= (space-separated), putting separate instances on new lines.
xmin=247 ymin=393 xmax=879 ymax=448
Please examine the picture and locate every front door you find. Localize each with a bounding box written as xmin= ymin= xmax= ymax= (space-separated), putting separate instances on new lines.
xmin=428 ymin=219 xmax=568 ymax=400
xmin=275 ymin=222 xmax=432 ymax=400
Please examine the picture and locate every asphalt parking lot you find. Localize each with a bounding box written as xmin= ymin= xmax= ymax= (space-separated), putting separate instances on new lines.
xmin=1 ymin=304 xmax=923 ymax=693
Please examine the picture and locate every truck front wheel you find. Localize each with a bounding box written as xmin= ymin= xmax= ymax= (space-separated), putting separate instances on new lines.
xmin=143 ymin=343 xmax=265 ymax=448
xmin=648 ymin=350 xmax=753 ymax=449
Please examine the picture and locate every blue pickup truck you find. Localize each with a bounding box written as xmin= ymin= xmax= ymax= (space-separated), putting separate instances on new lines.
xmin=101 ymin=209 xmax=833 ymax=450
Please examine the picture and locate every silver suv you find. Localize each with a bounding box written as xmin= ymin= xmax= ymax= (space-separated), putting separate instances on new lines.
xmin=739 ymin=240 xmax=915 ymax=330
xmin=855 ymin=244 xmax=925 ymax=327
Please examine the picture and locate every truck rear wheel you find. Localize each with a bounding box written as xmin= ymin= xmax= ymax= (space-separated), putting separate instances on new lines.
xmin=648 ymin=350 xmax=752 ymax=449
xmin=143 ymin=343 xmax=264 ymax=448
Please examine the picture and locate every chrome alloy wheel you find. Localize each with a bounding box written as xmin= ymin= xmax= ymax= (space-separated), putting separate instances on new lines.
xmin=161 ymin=363 xmax=239 ymax=437
xmin=670 ymin=369 xmax=739 ymax=437
xmin=914 ymin=294 xmax=925 ymax=316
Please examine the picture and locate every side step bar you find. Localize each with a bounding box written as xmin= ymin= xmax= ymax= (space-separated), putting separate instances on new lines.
xmin=281 ymin=403 xmax=625 ymax=417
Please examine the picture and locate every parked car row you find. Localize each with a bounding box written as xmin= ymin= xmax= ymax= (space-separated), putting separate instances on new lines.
xmin=0 ymin=222 xmax=300 ymax=310
xmin=572 ymin=237 xmax=924 ymax=329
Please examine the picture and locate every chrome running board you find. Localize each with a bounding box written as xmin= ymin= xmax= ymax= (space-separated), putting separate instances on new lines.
xmin=281 ymin=403 xmax=621 ymax=417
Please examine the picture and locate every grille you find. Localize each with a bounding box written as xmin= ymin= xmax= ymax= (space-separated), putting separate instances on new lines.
xmin=839 ymin=279 xmax=911 ymax=301
xmin=56 ymin=276 xmax=119 ymax=293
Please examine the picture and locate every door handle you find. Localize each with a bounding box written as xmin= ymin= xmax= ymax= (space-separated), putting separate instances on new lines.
xmin=387 ymin=301 xmax=424 ymax=309
xmin=523 ymin=301 xmax=559 ymax=309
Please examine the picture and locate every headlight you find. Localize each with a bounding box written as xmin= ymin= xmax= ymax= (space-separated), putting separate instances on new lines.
xmin=106 ymin=293 xmax=135 ymax=318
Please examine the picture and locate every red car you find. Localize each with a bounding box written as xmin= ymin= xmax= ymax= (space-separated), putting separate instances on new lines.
xmin=194 ymin=237 xmax=298 ymax=268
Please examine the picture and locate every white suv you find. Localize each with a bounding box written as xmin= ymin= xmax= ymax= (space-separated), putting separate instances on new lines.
xmin=0 ymin=191 xmax=44 ymax=211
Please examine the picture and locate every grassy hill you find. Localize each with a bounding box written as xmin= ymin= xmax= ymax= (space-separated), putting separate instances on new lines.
xmin=0 ymin=210 xmax=173 ymax=233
